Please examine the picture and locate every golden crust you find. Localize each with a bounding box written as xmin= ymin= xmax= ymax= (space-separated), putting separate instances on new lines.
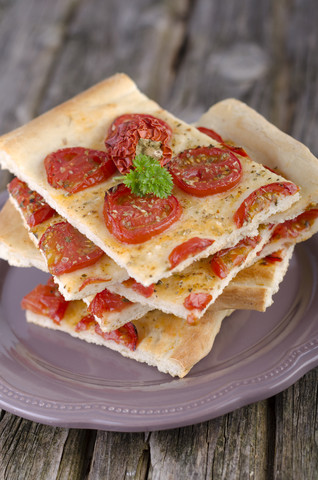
xmin=0 ymin=75 xmax=299 ymax=286
xmin=26 ymin=303 xmax=231 ymax=377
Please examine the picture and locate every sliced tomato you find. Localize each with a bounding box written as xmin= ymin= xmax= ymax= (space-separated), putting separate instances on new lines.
xmin=105 ymin=113 xmax=172 ymax=174
xmin=39 ymin=221 xmax=104 ymax=275
xmin=169 ymin=146 xmax=242 ymax=197
xmin=88 ymin=288 xmax=132 ymax=317
xmin=210 ymin=235 xmax=261 ymax=279
xmin=197 ymin=126 xmax=223 ymax=143
xmin=44 ymin=147 xmax=117 ymax=194
xmin=262 ymin=252 xmax=283 ymax=264
xmin=122 ymin=278 xmax=155 ymax=298
xmin=75 ymin=314 xmax=97 ymax=332
xmin=168 ymin=237 xmax=214 ymax=270
xmin=104 ymin=184 xmax=182 ymax=244
xmin=78 ymin=277 xmax=109 ymax=292
xmin=21 ymin=277 xmax=68 ymax=324
xmin=183 ymin=292 xmax=212 ymax=311
xmin=270 ymin=208 xmax=318 ymax=241
xmin=197 ymin=126 xmax=248 ymax=157
xmin=8 ymin=177 xmax=55 ymax=228
xmin=234 ymin=182 xmax=299 ymax=228
xmin=95 ymin=322 xmax=138 ymax=351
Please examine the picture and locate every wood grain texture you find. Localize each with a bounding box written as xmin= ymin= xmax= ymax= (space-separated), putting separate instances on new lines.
xmin=0 ymin=0 xmax=318 ymax=479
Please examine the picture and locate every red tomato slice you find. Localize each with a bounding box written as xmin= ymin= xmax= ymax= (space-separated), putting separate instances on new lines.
xmin=262 ymin=252 xmax=283 ymax=264
xmin=105 ymin=113 xmax=173 ymax=173
xmin=183 ymin=292 xmax=212 ymax=311
xmin=169 ymin=146 xmax=242 ymax=197
xmin=197 ymin=126 xmax=248 ymax=157
xmin=95 ymin=323 xmax=138 ymax=351
xmin=21 ymin=277 xmax=68 ymax=324
xmin=44 ymin=147 xmax=117 ymax=194
xmin=75 ymin=314 xmax=97 ymax=332
xmin=270 ymin=208 xmax=318 ymax=241
xmin=39 ymin=222 xmax=104 ymax=275
xmin=210 ymin=235 xmax=261 ymax=279
xmin=168 ymin=237 xmax=214 ymax=270
xmin=197 ymin=126 xmax=224 ymax=143
xmin=8 ymin=177 xmax=55 ymax=228
xmin=88 ymin=288 xmax=132 ymax=317
xmin=104 ymin=184 xmax=182 ymax=244
xmin=234 ymin=182 xmax=299 ymax=228
xmin=122 ymin=278 xmax=155 ymax=298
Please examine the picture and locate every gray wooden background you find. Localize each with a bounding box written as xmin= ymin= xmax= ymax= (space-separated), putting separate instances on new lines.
xmin=0 ymin=0 xmax=318 ymax=478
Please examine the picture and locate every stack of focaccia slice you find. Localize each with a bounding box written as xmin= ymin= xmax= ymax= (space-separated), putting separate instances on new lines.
xmin=0 ymin=74 xmax=317 ymax=378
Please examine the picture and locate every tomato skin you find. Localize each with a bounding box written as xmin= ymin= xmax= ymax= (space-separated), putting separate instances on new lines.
xmin=197 ymin=126 xmax=223 ymax=143
xmin=88 ymin=288 xmax=132 ymax=317
xmin=234 ymin=182 xmax=299 ymax=228
xmin=183 ymin=292 xmax=212 ymax=311
xmin=169 ymin=146 xmax=242 ymax=197
xmin=21 ymin=278 xmax=68 ymax=324
xmin=75 ymin=314 xmax=96 ymax=332
xmin=197 ymin=126 xmax=248 ymax=157
xmin=104 ymin=184 xmax=182 ymax=244
xmin=44 ymin=147 xmax=117 ymax=194
xmin=8 ymin=177 xmax=55 ymax=228
xmin=122 ymin=278 xmax=155 ymax=298
xmin=105 ymin=114 xmax=173 ymax=174
xmin=168 ymin=237 xmax=214 ymax=270
xmin=95 ymin=322 xmax=138 ymax=351
xmin=270 ymin=208 xmax=318 ymax=241
xmin=262 ymin=252 xmax=283 ymax=264
xmin=210 ymin=235 xmax=261 ymax=279
xmin=39 ymin=221 xmax=104 ymax=275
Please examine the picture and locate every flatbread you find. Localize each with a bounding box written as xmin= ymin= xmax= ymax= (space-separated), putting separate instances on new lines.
xmin=25 ymin=303 xmax=232 ymax=378
xmin=8 ymin=195 xmax=129 ymax=299
xmin=0 ymin=74 xmax=299 ymax=286
xmin=0 ymin=198 xmax=293 ymax=319
xmin=197 ymin=98 xmax=318 ymax=224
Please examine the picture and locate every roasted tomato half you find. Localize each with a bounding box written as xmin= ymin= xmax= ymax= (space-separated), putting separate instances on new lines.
xmin=122 ymin=278 xmax=155 ymax=298
xmin=105 ymin=113 xmax=172 ymax=173
xmin=95 ymin=322 xmax=138 ymax=351
xmin=8 ymin=177 xmax=55 ymax=228
xmin=44 ymin=147 xmax=117 ymax=194
xmin=234 ymin=182 xmax=299 ymax=228
xmin=169 ymin=146 xmax=242 ymax=197
xmin=270 ymin=208 xmax=318 ymax=241
xmin=104 ymin=184 xmax=182 ymax=244
xmin=183 ymin=292 xmax=212 ymax=311
xmin=210 ymin=235 xmax=261 ymax=279
xmin=197 ymin=127 xmax=248 ymax=157
xmin=21 ymin=277 xmax=68 ymax=324
xmin=88 ymin=288 xmax=132 ymax=317
xmin=168 ymin=237 xmax=214 ymax=270
xmin=39 ymin=221 xmax=104 ymax=275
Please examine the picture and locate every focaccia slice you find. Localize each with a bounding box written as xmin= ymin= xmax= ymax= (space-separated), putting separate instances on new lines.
xmin=25 ymin=299 xmax=231 ymax=378
xmin=196 ymin=99 xmax=318 ymax=256
xmin=0 ymin=74 xmax=299 ymax=286
xmin=0 ymin=199 xmax=293 ymax=321
xmin=8 ymin=190 xmax=129 ymax=300
xmin=197 ymin=98 xmax=318 ymax=224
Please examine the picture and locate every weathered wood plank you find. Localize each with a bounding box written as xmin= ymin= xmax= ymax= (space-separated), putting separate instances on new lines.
xmin=148 ymin=401 xmax=270 ymax=480
xmin=39 ymin=0 xmax=192 ymax=115
xmin=0 ymin=0 xmax=80 ymax=134
xmin=0 ymin=411 xmax=95 ymax=480
xmin=273 ymin=370 xmax=318 ymax=480
xmin=88 ymin=431 xmax=149 ymax=480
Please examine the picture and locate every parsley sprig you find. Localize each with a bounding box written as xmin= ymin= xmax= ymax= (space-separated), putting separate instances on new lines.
xmin=120 ymin=154 xmax=173 ymax=199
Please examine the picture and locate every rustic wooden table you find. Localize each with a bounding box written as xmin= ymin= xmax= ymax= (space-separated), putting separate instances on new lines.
xmin=0 ymin=0 xmax=318 ymax=478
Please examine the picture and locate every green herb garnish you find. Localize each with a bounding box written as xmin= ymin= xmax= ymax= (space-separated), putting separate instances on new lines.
xmin=120 ymin=154 xmax=173 ymax=198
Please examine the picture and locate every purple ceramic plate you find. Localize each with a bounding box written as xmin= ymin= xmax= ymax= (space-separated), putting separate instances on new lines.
xmin=0 ymin=200 xmax=317 ymax=432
